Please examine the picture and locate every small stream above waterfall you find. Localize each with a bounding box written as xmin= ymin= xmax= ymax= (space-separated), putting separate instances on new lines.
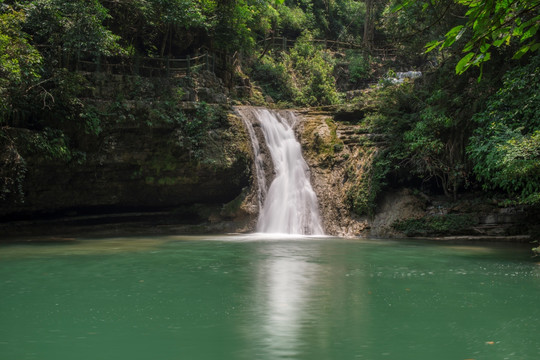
xmin=237 ymin=107 xmax=324 ymax=235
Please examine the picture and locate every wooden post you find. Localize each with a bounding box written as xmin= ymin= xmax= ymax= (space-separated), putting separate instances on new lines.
xmin=283 ymin=37 xmax=286 ymax=51
xmin=166 ymin=56 xmax=170 ymax=77
xmin=187 ymin=55 xmax=190 ymax=75
xmin=205 ymin=52 xmax=209 ymax=71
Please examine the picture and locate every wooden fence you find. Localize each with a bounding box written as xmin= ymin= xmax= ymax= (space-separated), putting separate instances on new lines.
xmin=257 ymin=36 xmax=396 ymax=58
xmin=258 ymin=36 xmax=365 ymax=51
xmin=35 ymin=37 xmax=396 ymax=79
xmin=78 ymin=52 xmax=216 ymax=77
xmin=36 ymin=45 xmax=218 ymax=77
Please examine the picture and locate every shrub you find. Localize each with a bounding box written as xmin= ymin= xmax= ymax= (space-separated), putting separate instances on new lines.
xmin=285 ymin=33 xmax=340 ymax=106
xmin=468 ymin=55 xmax=540 ymax=204
xmin=346 ymin=50 xmax=372 ymax=83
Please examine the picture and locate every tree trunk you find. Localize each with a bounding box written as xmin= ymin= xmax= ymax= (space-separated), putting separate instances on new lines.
xmin=363 ymin=0 xmax=374 ymax=50
xmin=160 ymin=26 xmax=169 ymax=57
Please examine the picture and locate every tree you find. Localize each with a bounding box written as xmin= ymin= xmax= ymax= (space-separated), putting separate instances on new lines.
xmin=27 ymin=0 xmax=121 ymax=53
xmin=467 ymin=54 xmax=540 ymax=204
xmin=129 ymin=0 xmax=211 ymax=56
xmin=417 ymin=0 xmax=540 ymax=74
xmin=0 ymin=4 xmax=42 ymax=123
xmin=212 ymin=0 xmax=283 ymax=52
xmin=23 ymin=0 xmax=123 ymax=67
xmin=363 ymin=0 xmax=374 ymax=49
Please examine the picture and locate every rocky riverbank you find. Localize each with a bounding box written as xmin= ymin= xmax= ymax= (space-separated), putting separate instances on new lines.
xmin=296 ymin=107 xmax=540 ymax=242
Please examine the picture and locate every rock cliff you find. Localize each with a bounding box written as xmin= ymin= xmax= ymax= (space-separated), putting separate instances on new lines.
xmin=0 ymin=72 xmax=256 ymax=236
xmin=296 ymin=106 xmax=539 ymax=241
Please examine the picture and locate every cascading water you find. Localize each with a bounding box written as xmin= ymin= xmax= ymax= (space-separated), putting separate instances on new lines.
xmin=238 ymin=107 xmax=324 ymax=235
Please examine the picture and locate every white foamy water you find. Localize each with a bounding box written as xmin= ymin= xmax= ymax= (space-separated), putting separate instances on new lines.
xmin=239 ymin=107 xmax=324 ymax=235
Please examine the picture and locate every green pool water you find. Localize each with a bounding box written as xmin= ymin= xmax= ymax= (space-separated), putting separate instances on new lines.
xmin=1 ymin=235 xmax=539 ymax=360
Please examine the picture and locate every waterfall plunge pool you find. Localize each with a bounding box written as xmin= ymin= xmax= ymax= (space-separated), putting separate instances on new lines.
xmin=1 ymin=234 xmax=539 ymax=360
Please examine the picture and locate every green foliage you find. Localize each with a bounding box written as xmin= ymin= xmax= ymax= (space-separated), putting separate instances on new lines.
xmin=0 ymin=5 xmax=42 ymax=122
xmin=414 ymin=0 xmax=540 ymax=75
xmin=392 ymin=214 xmax=476 ymax=236
xmin=80 ymin=105 xmax=102 ymax=136
xmin=251 ymin=54 xmax=297 ymax=103
xmin=0 ymin=130 xmax=27 ymax=202
xmin=403 ymin=89 xmax=468 ymax=199
xmin=346 ymin=50 xmax=372 ymax=83
xmin=25 ymin=0 xmax=123 ymax=58
xmin=281 ymin=0 xmax=367 ymax=41
xmin=468 ymin=55 xmax=540 ymax=204
xmin=353 ymin=60 xmax=486 ymax=200
xmin=284 ymin=33 xmax=340 ymax=106
xmin=277 ymin=5 xmax=311 ymax=38
xmin=107 ymin=0 xmax=212 ymax=56
xmin=251 ymin=32 xmax=340 ymax=106
xmin=382 ymin=0 xmax=458 ymax=62
xmin=25 ymin=128 xmax=76 ymax=162
xmin=213 ymin=0 xmax=281 ymax=52
xmin=346 ymin=149 xmax=389 ymax=217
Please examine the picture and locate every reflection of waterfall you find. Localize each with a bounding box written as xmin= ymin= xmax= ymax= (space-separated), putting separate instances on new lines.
xmin=238 ymin=107 xmax=324 ymax=235
xmin=252 ymin=244 xmax=320 ymax=359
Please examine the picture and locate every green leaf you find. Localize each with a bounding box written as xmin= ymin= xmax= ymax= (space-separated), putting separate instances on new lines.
xmin=391 ymin=0 xmax=413 ymax=13
xmin=492 ymin=38 xmax=505 ymax=47
xmin=520 ymin=24 xmax=538 ymax=42
xmin=472 ymin=52 xmax=490 ymax=66
xmin=463 ymin=42 xmax=474 ymax=52
xmin=425 ymin=40 xmax=442 ymax=53
xmin=455 ymin=52 xmax=474 ymax=74
xmin=480 ymin=43 xmax=491 ymax=53
xmin=441 ymin=25 xmax=464 ymax=48
xmin=513 ymin=45 xmax=530 ymax=59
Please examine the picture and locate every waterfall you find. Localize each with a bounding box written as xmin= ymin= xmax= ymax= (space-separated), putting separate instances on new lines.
xmin=238 ymin=107 xmax=324 ymax=235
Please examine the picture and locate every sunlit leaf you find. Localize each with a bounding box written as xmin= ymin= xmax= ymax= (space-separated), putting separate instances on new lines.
xmin=455 ymin=52 xmax=474 ymax=74
xmin=425 ymin=40 xmax=442 ymax=53
xmin=513 ymin=45 xmax=530 ymax=59
xmin=520 ymin=24 xmax=538 ymax=42
xmin=492 ymin=38 xmax=505 ymax=47
xmin=441 ymin=25 xmax=464 ymax=48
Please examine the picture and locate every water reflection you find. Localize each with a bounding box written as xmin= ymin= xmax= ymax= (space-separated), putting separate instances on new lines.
xmin=241 ymin=239 xmax=366 ymax=359
xmin=253 ymin=243 xmax=319 ymax=358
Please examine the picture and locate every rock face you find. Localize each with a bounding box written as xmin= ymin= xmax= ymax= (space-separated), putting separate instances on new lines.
xmin=3 ymin=123 xmax=249 ymax=217
xmin=88 ymin=70 xmax=231 ymax=104
xmin=296 ymin=108 xmax=370 ymax=236
xmin=296 ymin=107 xmax=539 ymax=241
xmin=0 ymin=71 xmax=255 ymax=233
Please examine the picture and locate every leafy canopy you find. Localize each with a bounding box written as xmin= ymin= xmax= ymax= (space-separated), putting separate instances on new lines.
xmin=397 ymin=0 xmax=540 ymax=74
xmin=467 ymin=54 xmax=540 ymax=204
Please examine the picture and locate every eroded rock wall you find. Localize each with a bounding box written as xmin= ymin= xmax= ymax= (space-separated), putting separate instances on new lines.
xmin=296 ymin=107 xmax=539 ymax=241
xmin=0 ymin=72 xmax=256 ymax=233
xmin=296 ymin=108 xmax=370 ymax=236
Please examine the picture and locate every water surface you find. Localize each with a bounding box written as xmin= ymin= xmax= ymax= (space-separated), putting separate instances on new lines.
xmin=1 ymin=235 xmax=539 ymax=360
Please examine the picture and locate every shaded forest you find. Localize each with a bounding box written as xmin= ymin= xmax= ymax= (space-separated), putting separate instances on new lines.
xmin=1 ymin=0 xmax=539 ymax=217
